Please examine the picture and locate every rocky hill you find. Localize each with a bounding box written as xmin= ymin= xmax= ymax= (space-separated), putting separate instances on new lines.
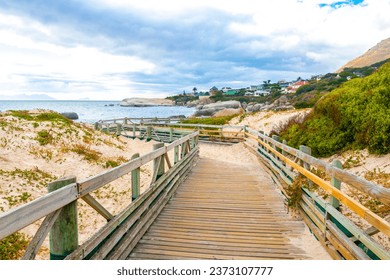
xmin=337 ymin=37 xmax=390 ymax=72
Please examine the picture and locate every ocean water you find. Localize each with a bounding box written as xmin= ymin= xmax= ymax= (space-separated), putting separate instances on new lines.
xmin=0 ymin=100 xmax=196 ymax=123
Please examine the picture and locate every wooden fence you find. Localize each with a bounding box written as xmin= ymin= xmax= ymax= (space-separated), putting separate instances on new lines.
xmin=0 ymin=131 xmax=199 ymax=260
xmin=244 ymin=128 xmax=390 ymax=260
xmin=95 ymin=118 xmax=246 ymax=144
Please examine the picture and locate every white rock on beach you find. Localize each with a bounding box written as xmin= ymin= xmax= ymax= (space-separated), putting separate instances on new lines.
xmin=120 ymin=98 xmax=174 ymax=107
xmin=194 ymin=100 xmax=241 ymax=116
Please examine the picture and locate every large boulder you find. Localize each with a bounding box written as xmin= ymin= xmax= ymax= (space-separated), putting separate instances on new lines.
xmin=194 ymin=100 xmax=241 ymax=116
xmin=269 ymin=96 xmax=294 ymax=111
xmin=213 ymin=108 xmax=244 ymax=117
xmin=60 ymin=112 xmax=79 ymax=120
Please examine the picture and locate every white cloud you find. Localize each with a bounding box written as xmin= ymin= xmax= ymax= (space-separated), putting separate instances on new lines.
xmin=0 ymin=12 xmax=156 ymax=99
xmin=225 ymin=0 xmax=390 ymax=70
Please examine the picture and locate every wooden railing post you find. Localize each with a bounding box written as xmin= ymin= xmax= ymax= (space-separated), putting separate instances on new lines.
xmin=174 ymin=145 xmax=179 ymax=164
xmin=299 ymin=145 xmax=312 ymax=170
xmin=132 ymin=124 xmax=136 ymax=138
xmin=48 ymin=176 xmax=78 ymax=260
xmin=330 ymin=159 xmax=343 ymax=210
xmin=169 ymin=128 xmax=174 ymax=142
xmin=282 ymin=139 xmax=287 ymax=156
xmin=153 ymin=143 xmax=165 ymax=180
xmin=272 ymin=135 xmax=281 ymax=152
xmin=181 ymin=141 xmax=189 ymax=159
xmin=131 ymin=153 xmax=140 ymax=201
xmin=299 ymin=145 xmax=312 ymax=188
xmin=258 ymin=131 xmax=264 ymax=151
xmin=146 ymin=126 xmax=152 ymax=141
xmin=190 ymin=136 xmax=196 ymax=149
xmin=116 ymin=123 xmax=122 ymax=136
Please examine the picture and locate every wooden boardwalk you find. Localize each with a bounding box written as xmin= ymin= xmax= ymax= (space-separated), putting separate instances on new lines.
xmin=128 ymin=158 xmax=310 ymax=260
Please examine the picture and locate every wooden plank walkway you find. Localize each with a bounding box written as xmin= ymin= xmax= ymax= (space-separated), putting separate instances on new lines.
xmin=127 ymin=158 xmax=310 ymax=260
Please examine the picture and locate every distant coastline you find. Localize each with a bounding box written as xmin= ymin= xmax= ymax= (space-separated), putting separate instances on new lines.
xmin=0 ymin=100 xmax=195 ymax=123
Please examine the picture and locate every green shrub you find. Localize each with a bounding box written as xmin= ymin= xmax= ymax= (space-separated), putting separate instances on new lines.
xmin=35 ymin=112 xmax=72 ymax=125
xmin=279 ymin=62 xmax=390 ymax=157
xmin=180 ymin=115 xmax=238 ymax=126
xmin=9 ymin=111 xmax=71 ymax=125
xmin=0 ymin=232 xmax=29 ymax=260
xmin=9 ymin=110 xmax=34 ymax=121
xmin=72 ymin=144 xmax=101 ymax=162
xmin=35 ymin=130 xmax=53 ymax=146
xmin=105 ymin=160 xmax=119 ymax=168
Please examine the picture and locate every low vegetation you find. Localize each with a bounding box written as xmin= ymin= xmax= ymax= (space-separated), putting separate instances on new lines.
xmin=276 ymin=61 xmax=390 ymax=157
xmin=0 ymin=232 xmax=29 ymax=260
xmin=35 ymin=130 xmax=54 ymax=146
xmin=180 ymin=115 xmax=238 ymax=126
xmin=9 ymin=110 xmax=72 ymax=125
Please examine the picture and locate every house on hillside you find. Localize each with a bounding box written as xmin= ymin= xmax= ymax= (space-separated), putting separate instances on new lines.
xmin=254 ymin=89 xmax=270 ymax=96
xmin=221 ymin=87 xmax=232 ymax=93
xmin=224 ymin=89 xmax=237 ymax=95
xmin=285 ymin=80 xmax=309 ymax=94
xmin=249 ymin=85 xmax=262 ymax=91
xmin=209 ymin=86 xmax=219 ymax=96
xmin=278 ymin=81 xmax=290 ymax=92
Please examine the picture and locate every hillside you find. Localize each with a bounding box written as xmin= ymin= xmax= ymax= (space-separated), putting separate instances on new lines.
xmin=276 ymin=61 xmax=390 ymax=157
xmin=337 ymin=37 xmax=390 ymax=72
xmin=290 ymin=59 xmax=390 ymax=109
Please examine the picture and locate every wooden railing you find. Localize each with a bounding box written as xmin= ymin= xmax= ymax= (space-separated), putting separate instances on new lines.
xmin=95 ymin=117 xmax=246 ymax=144
xmin=244 ymin=128 xmax=390 ymax=260
xmin=0 ymin=131 xmax=199 ymax=260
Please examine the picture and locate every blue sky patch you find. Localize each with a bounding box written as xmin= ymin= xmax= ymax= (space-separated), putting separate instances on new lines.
xmin=319 ymin=0 xmax=365 ymax=9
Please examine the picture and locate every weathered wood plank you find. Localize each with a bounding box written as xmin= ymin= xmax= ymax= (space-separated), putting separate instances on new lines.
xmin=139 ymin=235 xmax=300 ymax=250
xmin=303 ymin=188 xmax=390 ymax=260
xmin=82 ymin=194 xmax=113 ymax=221
xmin=22 ymin=208 xmax=62 ymax=260
xmin=134 ymin=243 xmax=304 ymax=259
xmin=131 ymin=153 xmax=140 ymax=201
xmin=325 ymin=231 xmax=356 ymax=260
xmin=326 ymin=220 xmax=370 ymax=260
xmin=48 ymin=177 xmax=78 ymax=260
xmin=0 ymin=183 xmax=78 ymax=240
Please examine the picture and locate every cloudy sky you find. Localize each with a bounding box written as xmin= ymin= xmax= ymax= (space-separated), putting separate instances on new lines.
xmin=0 ymin=0 xmax=389 ymax=100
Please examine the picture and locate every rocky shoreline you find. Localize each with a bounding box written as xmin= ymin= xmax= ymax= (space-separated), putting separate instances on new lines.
xmin=119 ymin=96 xmax=295 ymax=117
xmin=190 ymin=96 xmax=294 ymax=117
